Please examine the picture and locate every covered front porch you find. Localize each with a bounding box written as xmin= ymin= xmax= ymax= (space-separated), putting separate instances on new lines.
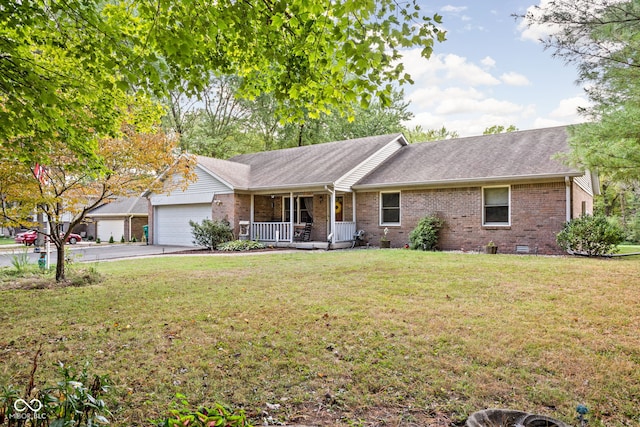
xmin=239 ymin=190 xmax=358 ymax=249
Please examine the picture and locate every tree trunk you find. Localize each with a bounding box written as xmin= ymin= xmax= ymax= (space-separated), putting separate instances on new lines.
xmin=54 ymin=241 xmax=66 ymax=282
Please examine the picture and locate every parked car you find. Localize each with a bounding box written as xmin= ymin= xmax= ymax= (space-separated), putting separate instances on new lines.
xmin=14 ymin=230 xmax=82 ymax=245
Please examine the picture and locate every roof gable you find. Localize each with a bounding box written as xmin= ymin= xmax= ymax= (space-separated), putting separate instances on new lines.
xmin=228 ymin=134 xmax=405 ymax=190
xmin=88 ymin=196 xmax=147 ymax=216
xmin=354 ymin=126 xmax=582 ymax=189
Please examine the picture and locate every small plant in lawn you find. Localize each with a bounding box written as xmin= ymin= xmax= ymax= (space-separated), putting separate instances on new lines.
xmin=10 ymin=248 xmax=31 ymax=274
xmin=217 ymin=240 xmax=266 ymax=251
xmin=556 ymin=214 xmax=625 ymax=256
xmin=154 ymin=394 xmax=251 ymax=427
xmin=0 ymin=349 xmax=113 ymax=427
xmin=409 ymin=215 xmax=444 ymax=251
xmin=189 ymin=219 xmax=233 ymax=250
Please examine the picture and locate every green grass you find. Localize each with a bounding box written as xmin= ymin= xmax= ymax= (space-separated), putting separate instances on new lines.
xmin=1 ymin=251 xmax=639 ymax=426
xmin=618 ymin=244 xmax=640 ymax=255
xmin=0 ymin=236 xmax=16 ymax=245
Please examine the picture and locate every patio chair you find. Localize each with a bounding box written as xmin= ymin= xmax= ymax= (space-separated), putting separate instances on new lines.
xmin=295 ymin=222 xmax=312 ymax=242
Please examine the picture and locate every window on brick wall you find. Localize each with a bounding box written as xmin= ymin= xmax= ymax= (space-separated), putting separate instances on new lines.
xmin=483 ymin=186 xmax=510 ymax=225
xmin=380 ymin=191 xmax=400 ymax=225
xmin=283 ymin=196 xmax=313 ymax=224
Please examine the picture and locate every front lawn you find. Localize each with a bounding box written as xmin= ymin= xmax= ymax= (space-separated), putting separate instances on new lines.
xmin=1 ymin=251 xmax=638 ymax=426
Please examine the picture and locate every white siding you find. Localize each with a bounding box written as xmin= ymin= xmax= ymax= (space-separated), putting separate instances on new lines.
xmin=334 ymin=138 xmax=405 ymax=192
xmin=574 ymin=171 xmax=594 ymax=196
xmin=150 ymin=166 xmax=232 ymax=206
xmin=155 ymin=204 xmax=212 ymax=246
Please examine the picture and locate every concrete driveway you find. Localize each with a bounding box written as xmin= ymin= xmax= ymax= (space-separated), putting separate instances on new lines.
xmin=0 ymin=243 xmax=193 ymax=268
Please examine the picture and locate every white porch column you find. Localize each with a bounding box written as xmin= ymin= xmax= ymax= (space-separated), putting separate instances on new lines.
xmin=352 ymin=191 xmax=356 ymax=223
xmin=330 ymin=190 xmax=336 ymax=245
xmin=289 ymin=192 xmax=294 ymax=242
xmin=250 ymin=194 xmax=255 ymax=239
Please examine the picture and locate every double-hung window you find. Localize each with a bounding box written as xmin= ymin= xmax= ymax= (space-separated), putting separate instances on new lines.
xmin=283 ymin=196 xmax=313 ymax=224
xmin=380 ymin=192 xmax=401 ymax=225
xmin=483 ymin=186 xmax=510 ymax=225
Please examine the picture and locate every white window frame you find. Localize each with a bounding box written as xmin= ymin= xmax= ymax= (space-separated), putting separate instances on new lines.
xmin=482 ymin=186 xmax=511 ymax=226
xmin=380 ymin=191 xmax=401 ymax=226
xmin=283 ymin=195 xmax=313 ymax=225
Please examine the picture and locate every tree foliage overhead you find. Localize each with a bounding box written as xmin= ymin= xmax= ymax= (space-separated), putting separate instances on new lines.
xmin=2 ymin=0 xmax=445 ymax=164
xmin=520 ymin=0 xmax=640 ymax=182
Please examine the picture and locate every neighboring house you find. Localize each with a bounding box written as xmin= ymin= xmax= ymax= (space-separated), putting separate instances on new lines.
xmin=147 ymin=126 xmax=598 ymax=254
xmin=86 ymin=196 xmax=148 ymax=242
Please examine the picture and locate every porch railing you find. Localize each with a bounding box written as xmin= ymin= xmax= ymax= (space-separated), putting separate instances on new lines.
xmin=251 ymin=221 xmax=356 ymax=243
xmin=252 ymin=222 xmax=292 ymax=241
xmin=334 ymin=221 xmax=356 ymax=242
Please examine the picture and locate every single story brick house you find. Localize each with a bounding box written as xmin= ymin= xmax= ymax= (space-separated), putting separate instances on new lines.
xmin=147 ymin=126 xmax=598 ymax=254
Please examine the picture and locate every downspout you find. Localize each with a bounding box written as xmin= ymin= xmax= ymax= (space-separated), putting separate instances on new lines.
xmin=565 ymin=176 xmax=572 ymax=222
xmin=325 ymin=185 xmax=335 ymax=246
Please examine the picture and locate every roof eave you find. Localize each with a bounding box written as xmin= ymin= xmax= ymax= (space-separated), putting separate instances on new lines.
xmin=352 ymin=172 xmax=584 ymax=191
xmin=244 ymin=182 xmax=335 ymax=194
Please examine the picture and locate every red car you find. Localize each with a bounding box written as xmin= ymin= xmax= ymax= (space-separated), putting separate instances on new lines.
xmin=14 ymin=230 xmax=82 ymax=245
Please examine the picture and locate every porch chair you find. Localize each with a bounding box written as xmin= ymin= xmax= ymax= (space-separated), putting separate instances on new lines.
xmin=294 ymin=222 xmax=313 ymax=242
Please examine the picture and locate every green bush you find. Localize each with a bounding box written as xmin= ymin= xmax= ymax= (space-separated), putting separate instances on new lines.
xmin=556 ymin=214 xmax=625 ymax=256
xmin=217 ymin=240 xmax=266 ymax=251
xmin=108 ymin=235 xmax=114 ymax=244
xmin=409 ymin=215 xmax=444 ymax=251
xmin=189 ymin=219 xmax=234 ymax=250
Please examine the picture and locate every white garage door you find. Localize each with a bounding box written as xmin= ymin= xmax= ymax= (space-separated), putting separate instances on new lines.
xmin=97 ymin=219 xmax=125 ymax=242
xmin=155 ymin=204 xmax=211 ymax=246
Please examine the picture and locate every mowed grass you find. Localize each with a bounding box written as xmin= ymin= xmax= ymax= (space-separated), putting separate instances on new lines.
xmin=1 ymin=251 xmax=639 ymax=426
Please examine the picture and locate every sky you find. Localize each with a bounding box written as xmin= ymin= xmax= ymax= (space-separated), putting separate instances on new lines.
xmin=399 ymin=1 xmax=589 ymax=137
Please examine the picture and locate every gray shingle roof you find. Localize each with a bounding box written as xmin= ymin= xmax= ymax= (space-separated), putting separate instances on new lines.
xmin=196 ymin=156 xmax=251 ymax=189
xmin=354 ymin=126 xmax=581 ymax=189
xmin=228 ymin=134 xmax=405 ymax=190
xmin=88 ymin=196 xmax=148 ymax=216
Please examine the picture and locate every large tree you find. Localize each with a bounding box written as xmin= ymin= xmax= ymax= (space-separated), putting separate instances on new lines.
xmin=0 ymin=97 xmax=194 ymax=281
xmin=2 ymin=0 xmax=445 ymax=165
xmin=521 ymin=0 xmax=640 ymax=182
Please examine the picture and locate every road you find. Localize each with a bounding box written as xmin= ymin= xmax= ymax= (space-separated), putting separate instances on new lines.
xmin=0 ymin=243 xmax=192 ymax=268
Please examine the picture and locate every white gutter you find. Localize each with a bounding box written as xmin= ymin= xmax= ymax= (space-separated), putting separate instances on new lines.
xmin=352 ymin=172 xmax=584 ymax=191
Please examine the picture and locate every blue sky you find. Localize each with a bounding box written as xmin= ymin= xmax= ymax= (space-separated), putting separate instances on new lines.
xmin=399 ymin=1 xmax=588 ymax=136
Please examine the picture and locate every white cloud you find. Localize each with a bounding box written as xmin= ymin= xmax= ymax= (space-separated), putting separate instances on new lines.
xmin=500 ymin=72 xmax=531 ymax=86
xmin=481 ymin=56 xmax=496 ymax=69
xmin=441 ymin=54 xmax=500 ymax=85
xmin=550 ymin=96 xmax=589 ymax=118
xmin=517 ymin=0 xmax=565 ymax=43
xmin=441 ymin=5 xmax=468 ymax=14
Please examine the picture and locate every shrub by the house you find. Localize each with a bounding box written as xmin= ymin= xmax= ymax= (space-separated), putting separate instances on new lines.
xmin=556 ymin=214 xmax=625 ymax=256
xmin=409 ymin=215 xmax=444 ymax=251
xmin=189 ymin=219 xmax=234 ymax=250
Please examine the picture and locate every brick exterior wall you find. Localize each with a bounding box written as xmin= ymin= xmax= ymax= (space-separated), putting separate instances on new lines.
xmin=130 ymin=216 xmax=148 ymax=241
xmin=356 ymin=181 xmax=571 ymax=255
xmin=572 ymin=181 xmax=593 ymax=218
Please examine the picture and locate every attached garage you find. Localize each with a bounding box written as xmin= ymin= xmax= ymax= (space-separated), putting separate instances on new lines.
xmin=154 ymin=203 xmax=212 ymax=246
xmin=96 ymin=219 xmax=125 ymax=242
